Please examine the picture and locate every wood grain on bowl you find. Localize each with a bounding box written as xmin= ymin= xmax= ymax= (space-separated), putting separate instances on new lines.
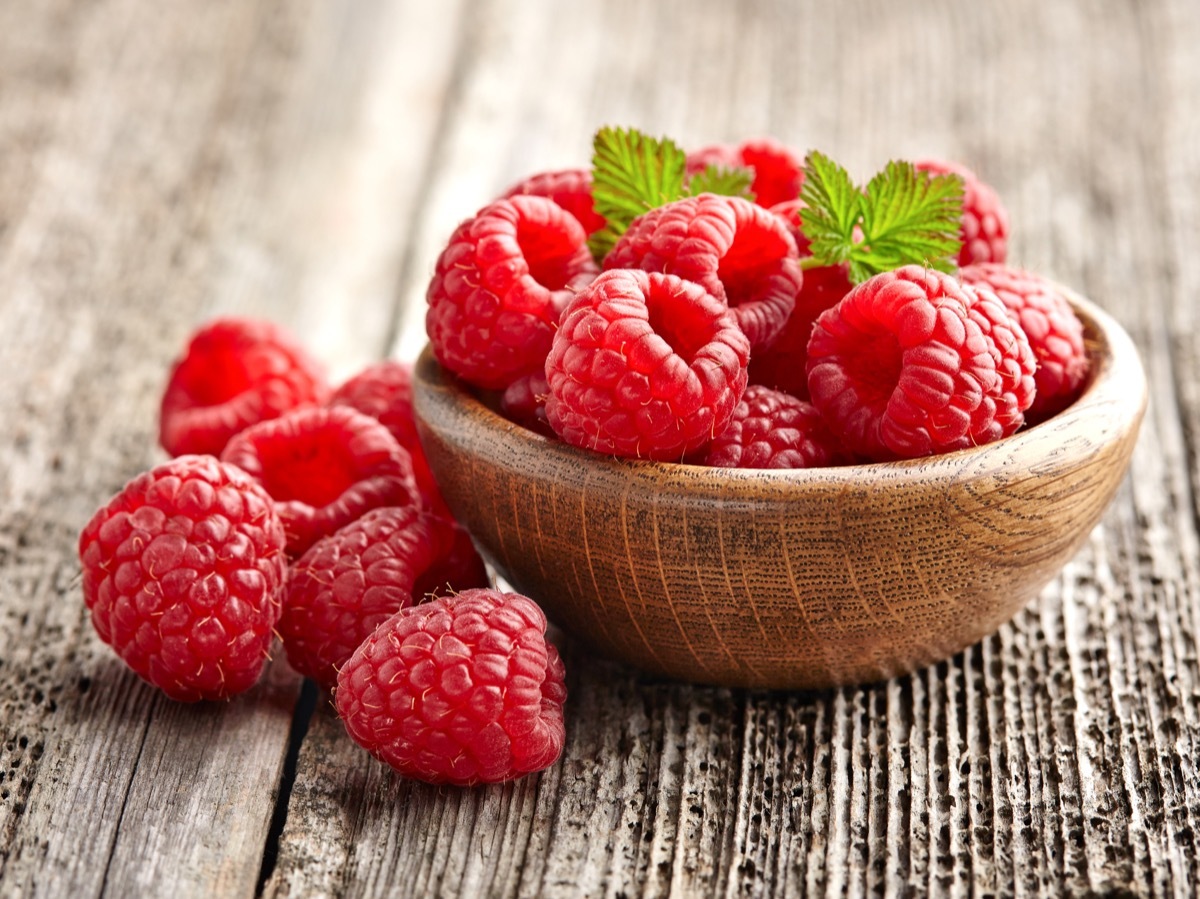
xmin=413 ymin=295 xmax=1146 ymax=689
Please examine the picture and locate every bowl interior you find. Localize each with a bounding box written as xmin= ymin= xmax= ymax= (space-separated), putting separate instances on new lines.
xmin=412 ymin=293 xmax=1146 ymax=689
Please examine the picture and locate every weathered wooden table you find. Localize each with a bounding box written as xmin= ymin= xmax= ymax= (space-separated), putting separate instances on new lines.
xmin=3 ymin=1 xmax=1199 ymax=895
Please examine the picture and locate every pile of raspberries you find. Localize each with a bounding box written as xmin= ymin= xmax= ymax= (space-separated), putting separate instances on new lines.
xmin=78 ymin=135 xmax=1091 ymax=787
xmin=428 ymin=139 xmax=1090 ymax=465
xmin=79 ymin=324 xmax=565 ymax=785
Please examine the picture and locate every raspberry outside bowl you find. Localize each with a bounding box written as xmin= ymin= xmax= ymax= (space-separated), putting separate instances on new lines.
xmin=411 ymin=292 xmax=1145 ymax=690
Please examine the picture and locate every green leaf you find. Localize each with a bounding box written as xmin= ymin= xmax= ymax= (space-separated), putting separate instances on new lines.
xmin=587 ymin=126 xmax=689 ymax=262
xmin=685 ymin=163 xmax=755 ymax=200
xmin=798 ymin=151 xmax=861 ymax=268
xmin=858 ymin=160 xmax=963 ymax=276
xmin=798 ymin=152 xmax=965 ymax=283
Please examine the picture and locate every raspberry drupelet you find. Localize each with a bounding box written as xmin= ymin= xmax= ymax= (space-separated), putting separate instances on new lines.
xmin=544 ymin=269 xmax=750 ymax=461
xmin=159 ymin=317 xmax=328 ymax=458
xmin=426 ymin=194 xmax=599 ymax=390
xmin=501 ymin=167 xmax=606 ymax=235
xmin=959 ymin=263 xmax=1089 ymax=421
xmin=915 ymin=159 xmax=1010 ymax=267
xmin=280 ymin=505 xmax=488 ymax=689
xmin=699 ymin=385 xmax=848 ymax=469
xmin=220 ymin=405 xmax=421 ymax=556
xmin=335 ymin=588 xmax=567 ymax=786
xmin=686 ymin=136 xmax=805 ymax=209
xmin=78 ymin=455 xmax=288 ymax=702
xmin=604 ymin=194 xmax=803 ymax=350
xmin=328 ymin=360 xmax=444 ymax=511
xmin=747 ymin=199 xmax=854 ymax=399
xmin=806 ymin=265 xmax=1035 ymax=461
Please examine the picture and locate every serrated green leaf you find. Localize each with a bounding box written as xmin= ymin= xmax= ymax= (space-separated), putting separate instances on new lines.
xmin=587 ymin=125 xmax=688 ymax=262
xmin=685 ymin=163 xmax=755 ymax=200
xmin=798 ymin=151 xmax=861 ymax=267
xmin=798 ymin=152 xmax=966 ymax=283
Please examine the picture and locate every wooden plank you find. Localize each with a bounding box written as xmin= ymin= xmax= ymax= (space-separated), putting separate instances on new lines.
xmin=0 ymin=0 xmax=464 ymax=896
xmin=270 ymin=0 xmax=1200 ymax=897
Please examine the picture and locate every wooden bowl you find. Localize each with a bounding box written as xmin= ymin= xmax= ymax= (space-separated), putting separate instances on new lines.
xmin=411 ymin=293 xmax=1146 ymax=689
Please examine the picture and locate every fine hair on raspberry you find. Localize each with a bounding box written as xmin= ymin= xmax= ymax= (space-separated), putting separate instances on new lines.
xmin=78 ymin=455 xmax=288 ymax=702
xmin=220 ymin=404 xmax=421 ymax=556
xmin=335 ymin=588 xmax=567 ymax=786
xmin=603 ymin=193 xmax=803 ymax=350
xmin=544 ymin=269 xmax=750 ymax=460
xmin=425 ymin=194 xmax=599 ymax=390
xmin=159 ymin=316 xmax=328 ymax=458
xmin=806 ymin=265 xmax=1033 ymax=460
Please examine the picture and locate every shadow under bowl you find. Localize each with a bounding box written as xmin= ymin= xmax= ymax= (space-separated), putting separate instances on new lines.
xmin=412 ymin=292 xmax=1146 ymax=690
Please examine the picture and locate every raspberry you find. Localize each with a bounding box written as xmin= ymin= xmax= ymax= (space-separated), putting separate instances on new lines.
xmin=159 ymin=317 xmax=328 ymax=458
xmin=604 ymin=194 xmax=803 ymax=349
xmin=806 ymin=265 xmax=1033 ymax=460
xmin=78 ymin=455 xmax=287 ymax=702
xmin=335 ymin=588 xmax=567 ymax=785
xmin=686 ymin=137 xmax=805 ymax=209
xmin=499 ymin=369 xmax=554 ymax=437
xmin=747 ymin=200 xmax=854 ymax=398
xmin=280 ymin=506 xmax=488 ymax=688
xmin=960 ymin=263 xmax=1089 ymax=419
xmin=221 ymin=405 xmax=420 ymax=556
xmin=328 ymin=360 xmax=443 ymax=510
xmin=501 ymin=168 xmax=605 ymax=235
xmin=544 ymin=269 xmax=750 ymax=460
xmin=425 ymin=194 xmax=599 ymax=390
xmin=915 ymin=159 xmax=1009 ymax=267
xmin=699 ymin=385 xmax=848 ymax=469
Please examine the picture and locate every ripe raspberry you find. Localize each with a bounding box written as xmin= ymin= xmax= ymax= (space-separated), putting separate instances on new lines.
xmin=604 ymin=194 xmax=802 ymax=350
xmin=221 ymin=405 xmax=420 ymax=556
xmin=501 ymin=168 xmax=605 ymax=235
xmin=159 ymin=317 xmax=328 ymax=458
xmin=335 ymin=588 xmax=567 ymax=786
xmin=78 ymin=455 xmax=287 ymax=702
xmin=280 ymin=506 xmax=488 ymax=688
xmin=806 ymin=265 xmax=1033 ymax=460
xmin=915 ymin=159 xmax=1009 ymax=267
xmin=426 ymin=194 xmax=599 ymax=390
xmin=960 ymin=263 xmax=1089 ymax=420
xmin=699 ymin=385 xmax=848 ymax=469
xmin=544 ymin=269 xmax=750 ymax=460
xmin=686 ymin=137 xmax=805 ymax=209
xmin=328 ymin=360 xmax=443 ymax=510
xmin=499 ymin=369 xmax=554 ymax=438
xmin=747 ymin=199 xmax=854 ymax=398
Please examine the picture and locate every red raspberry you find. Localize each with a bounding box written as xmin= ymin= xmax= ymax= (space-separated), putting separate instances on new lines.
xmin=78 ymin=455 xmax=287 ymax=702
xmin=806 ymin=265 xmax=1033 ymax=460
xmin=328 ymin=360 xmax=443 ymax=510
xmin=544 ymin=269 xmax=750 ymax=460
xmin=604 ymin=194 xmax=802 ymax=350
xmin=962 ymin=282 xmax=1038 ymax=442
xmin=686 ymin=137 xmax=805 ymax=209
xmin=501 ymin=168 xmax=605 ymax=235
xmin=280 ymin=506 xmax=488 ymax=688
xmin=699 ymin=385 xmax=848 ymax=469
xmin=915 ymin=159 xmax=1009 ymax=267
xmin=335 ymin=588 xmax=567 ymax=786
xmin=221 ymin=405 xmax=420 ymax=556
xmin=425 ymin=194 xmax=599 ymax=390
xmin=159 ymin=317 xmax=328 ymax=458
xmin=499 ymin=369 xmax=554 ymax=437
xmin=747 ymin=199 xmax=854 ymax=398
xmin=959 ymin=263 xmax=1089 ymax=420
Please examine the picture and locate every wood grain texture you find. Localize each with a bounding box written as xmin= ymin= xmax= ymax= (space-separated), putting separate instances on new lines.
xmin=411 ymin=294 xmax=1146 ymax=689
xmin=2 ymin=0 xmax=1200 ymax=896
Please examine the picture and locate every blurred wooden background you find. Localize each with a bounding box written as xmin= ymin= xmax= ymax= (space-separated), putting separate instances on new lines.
xmin=2 ymin=0 xmax=1199 ymax=895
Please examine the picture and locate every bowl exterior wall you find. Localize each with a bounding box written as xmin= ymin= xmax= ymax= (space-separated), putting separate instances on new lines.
xmin=413 ymin=296 xmax=1145 ymax=689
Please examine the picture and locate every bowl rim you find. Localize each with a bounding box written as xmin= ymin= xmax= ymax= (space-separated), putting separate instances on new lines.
xmin=413 ymin=289 xmax=1147 ymax=495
